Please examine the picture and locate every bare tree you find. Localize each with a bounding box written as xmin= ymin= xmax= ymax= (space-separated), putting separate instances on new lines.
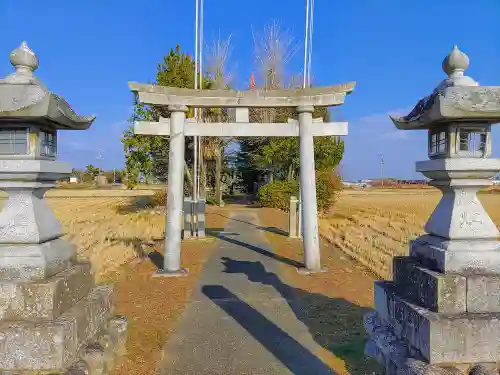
xmin=201 ymin=33 xmax=235 ymax=204
xmin=244 ymin=21 xmax=302 ymax=183
xmin=250 ymin=20 xmax=300 ymax=125
xmin=252 ymin=20 xmax=300 ymax=91
xmin=205 ymin=33 xmax=235 ymax=89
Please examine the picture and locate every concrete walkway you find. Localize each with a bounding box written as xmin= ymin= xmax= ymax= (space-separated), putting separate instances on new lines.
xmin=157 ymin=210 xmax=336 ymax=375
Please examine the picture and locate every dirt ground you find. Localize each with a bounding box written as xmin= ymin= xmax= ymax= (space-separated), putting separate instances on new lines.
xmin=103 ymin=199 xmax=382 ymax=375
xmin=106 ymin=207 xmax=229 ymax=375
xmin=258 ymin=207 xmax=382 ymax=375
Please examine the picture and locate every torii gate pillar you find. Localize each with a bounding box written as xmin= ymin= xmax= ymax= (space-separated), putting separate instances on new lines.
xmin=161 ymin=105 xmax=188 ymax=276
xmin=297 ymin=105 xmax=321 ymax=272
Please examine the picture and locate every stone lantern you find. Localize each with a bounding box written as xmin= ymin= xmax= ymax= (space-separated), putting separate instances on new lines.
xmin=364 ymin=46 xmax=500 ymax=375
xmin=0 ymin=42 xmax=127 ymax=374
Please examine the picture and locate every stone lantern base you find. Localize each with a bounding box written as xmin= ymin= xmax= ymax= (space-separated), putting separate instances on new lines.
xmin=0 ymin=163 xmax=128 ymax=375
xmin=0 ymin=259 xmax=128 ymax=375
xmin=364 ymin=247 xmax=500 ymax=375
xmin=364 ymin=157 xmax=500 ymax=375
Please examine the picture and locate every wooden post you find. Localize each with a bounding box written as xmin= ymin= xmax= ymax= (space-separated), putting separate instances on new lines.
xmin=289 ymin=196 xmax=298 ymax=238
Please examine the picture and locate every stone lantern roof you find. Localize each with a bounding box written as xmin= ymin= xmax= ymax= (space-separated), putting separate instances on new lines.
xmin=390 ymin=45 xmax=500 ymax=130
xmin=0 ymin=42 xmax=95 ymax=129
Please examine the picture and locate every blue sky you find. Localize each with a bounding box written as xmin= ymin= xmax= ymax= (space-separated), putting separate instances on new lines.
xmin=1 ymin=0 xmax=499 ymax=180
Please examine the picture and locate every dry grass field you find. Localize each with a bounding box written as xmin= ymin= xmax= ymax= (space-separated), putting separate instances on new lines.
xmin=0 ymin=189 xmax=162 ymax=280
xmin=3 ymin=187 xmax=497 ymax=283
xmin=319 ymin=189 xmax=500 ymax=280
xmin=0 ymin=188 xmax=227 ymax=375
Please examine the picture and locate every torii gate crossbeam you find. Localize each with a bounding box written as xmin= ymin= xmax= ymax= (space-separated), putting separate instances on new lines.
xmin=129 ymin=83 xmax=355 ymax=276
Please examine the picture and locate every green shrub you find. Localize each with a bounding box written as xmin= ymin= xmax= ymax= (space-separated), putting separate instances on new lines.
xmin=257 ymin=169 xmax=342 ymax=213
xmin=257 ymin=180 xmax=299 ymax=212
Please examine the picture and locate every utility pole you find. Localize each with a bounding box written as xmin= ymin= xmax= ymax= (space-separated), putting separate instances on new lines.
xmin=96 ymin=149 xmax=102 ymax=176
xmin=379 ymin=153 xmax=385 ymax=188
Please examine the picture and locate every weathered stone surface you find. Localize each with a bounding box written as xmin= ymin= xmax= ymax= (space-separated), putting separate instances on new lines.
xmin=393 ymin=256 xmax=466 ymax=314
xmin=0 ymin=43 xmax=125 ymax=375
xmin=98 ymin=334 xmax=116 ymax=371
xmin=81 ymin=342 xmax=107 ymax=375
xmin=129 ymin=81 xmax=356 ymax=108
xmin=365 ymin=310 xmax=426 ymax=375
xmin=66 ymin=360 xmax=91 ymax=375
xmin=365 ymin=311 xmax=463 ymax=375
xmin=410 ymin=236 xmax=500 ymax=274
xmin=0 ymin=238 xmax=77 ymax=281
xmin=366 ymin=46 xmax=500 ymax=374
xmin=467 ymin=274 xmax=500 ymax=313
xmin=0 ymin=285 xmax=113 ymax=372
xmin=0 ymin=42 xmax=95 ymax=129
xmin=107 ymin=315 xmax=128 ymax=357
xmin=0 ymin=262 xmax=93 ymax=321
xmin=366 ymin=322 xmax=410 ymax=369
xmin=397 ymin=359 xmax=462 ymax=375
xmin=0 ymin=182 xmax=68 ymax=244
xmin=415 ymin=175 xmax=500 ymax=241
xmin=468 ymin=364 xmax=497 ymax=375
xmin=374 ymin=281 xmax=500 ymax=364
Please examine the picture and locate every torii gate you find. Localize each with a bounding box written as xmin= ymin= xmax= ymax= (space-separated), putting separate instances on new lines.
xmin=129 ymin=83 xmax=355 ymax=275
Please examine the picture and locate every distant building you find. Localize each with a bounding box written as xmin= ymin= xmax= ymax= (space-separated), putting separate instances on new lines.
xmin=343 ymin=181 xmax=371 ymax=188
xmin=69 ymin=176 xmax=78 ymax=183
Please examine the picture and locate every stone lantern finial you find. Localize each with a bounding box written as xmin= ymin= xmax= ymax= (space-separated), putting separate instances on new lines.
xmin=442 ymin=45 xmax=469 ymax=77
xmin=4 ymin=41 xmax=41 ymax=85
xmin=435 ymin=45 xmax=478 ymax=89
xmin=9 ymin=41 xmax=38 ymax=74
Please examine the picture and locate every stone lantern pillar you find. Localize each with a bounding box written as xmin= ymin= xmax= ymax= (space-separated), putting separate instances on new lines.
xmin=364 ymin=46 xmax=500 ymax=375
xmin=0 ymin=42 xmax=127 ymax=374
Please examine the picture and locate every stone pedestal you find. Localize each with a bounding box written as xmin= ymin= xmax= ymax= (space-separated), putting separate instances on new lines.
xmin=0 ymin=162 xmax=128 ymax=375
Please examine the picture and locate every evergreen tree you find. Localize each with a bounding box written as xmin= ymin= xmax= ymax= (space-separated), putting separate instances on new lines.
xmin=121 ymin=45 xmax=209 ymax=188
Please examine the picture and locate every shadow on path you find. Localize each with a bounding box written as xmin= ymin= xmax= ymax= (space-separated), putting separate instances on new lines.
xmin=206 ymin=228 xmax=303 ymax=269
xmin=214 ymin=213 xmax=289 ymax=237
xmin=202 ymin=285 xmax=337 ymax=375
xmin=219 ymin=257 xmax=381 ymax=375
